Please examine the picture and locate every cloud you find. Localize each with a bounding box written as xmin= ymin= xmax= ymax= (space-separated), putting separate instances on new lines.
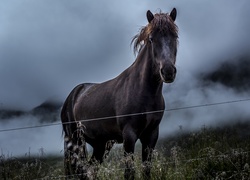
xmin=1 ymin=0 xmax=250 ymax=155
xmin=156 ymin=0 xmax=250 ymax=136
xmin=0 ymin=0 xmax=138 ymax=110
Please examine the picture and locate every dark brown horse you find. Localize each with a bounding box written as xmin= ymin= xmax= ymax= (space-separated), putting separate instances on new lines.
xmin=61 ymin=8 xmax=178 ymax=179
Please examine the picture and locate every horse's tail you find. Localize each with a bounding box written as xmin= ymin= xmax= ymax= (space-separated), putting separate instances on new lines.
xmin=61 ymin=83 xmax=87 ymax=177
xmin=61 ymin=84 xmax=83 ymax=141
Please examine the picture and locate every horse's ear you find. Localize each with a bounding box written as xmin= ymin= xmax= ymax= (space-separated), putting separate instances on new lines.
xmin=147 ymin=10 xmax=154 ymax=23
xmin=170 ymin=8 xmax=177 ymax=21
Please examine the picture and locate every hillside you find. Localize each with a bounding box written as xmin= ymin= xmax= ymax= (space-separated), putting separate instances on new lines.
xmin=0 ymin=101 xmax=62 ymax=123
xmin=1 ymin=121 xmax=250 ymax=179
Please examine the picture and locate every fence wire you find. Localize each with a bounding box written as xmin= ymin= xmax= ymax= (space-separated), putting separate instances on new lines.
xmin=32 ymin=150 xmax=250 ymax=180
xmin=1 ymin=98 xmax=250 ymax=133
xmin=1 ymin=98 xmax=250 ymax=179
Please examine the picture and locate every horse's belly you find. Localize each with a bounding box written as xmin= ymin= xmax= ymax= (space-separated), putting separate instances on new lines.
xmin=82 ymin=119 xmax=123 ymax=142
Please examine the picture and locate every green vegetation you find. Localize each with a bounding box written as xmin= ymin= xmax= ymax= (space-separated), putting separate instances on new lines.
xmin=1 ymin=122 xmax=250 ymax=179
xmin=0 ymin=154 xmax=63 ymax=180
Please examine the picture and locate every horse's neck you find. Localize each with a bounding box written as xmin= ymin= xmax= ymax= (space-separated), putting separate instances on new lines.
xmin=130 ymin=45 xmax=163 ymax=94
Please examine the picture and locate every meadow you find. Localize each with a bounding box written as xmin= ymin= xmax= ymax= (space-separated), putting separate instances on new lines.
xmin=1 ymin=122 xmax=250 ymax=179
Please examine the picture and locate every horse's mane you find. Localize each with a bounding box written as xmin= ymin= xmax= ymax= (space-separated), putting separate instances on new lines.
xmin=131 ymin=11 xmax=178 ymax=55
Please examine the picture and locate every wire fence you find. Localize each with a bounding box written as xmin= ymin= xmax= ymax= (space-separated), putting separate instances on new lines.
xmin=1 ymin=98 xmax=250 ymax=179
xmin=0 ymin=98 xmax=250 ymax=133
xmin=32 ymin=149 xmax=250 ymax=180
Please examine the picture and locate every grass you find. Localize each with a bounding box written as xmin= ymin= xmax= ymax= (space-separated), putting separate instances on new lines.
xmin=0 ymin=154 xmax=64 ymax=180
xmin=1 ymin=122 xmax=250 ymax=179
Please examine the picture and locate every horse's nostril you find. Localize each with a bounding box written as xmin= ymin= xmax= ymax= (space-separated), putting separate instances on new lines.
xmin=160 ymin=69 xmax=165 ymax=77
xmin=160 ymin=65 xmax=176 ymax=83
xmin=173 ymin=66 xmax=177 ymax=74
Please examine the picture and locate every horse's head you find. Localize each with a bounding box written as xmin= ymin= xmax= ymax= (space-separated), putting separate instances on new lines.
xmin=133 ymin=9 xmax=178 ymax=83
xmin=147 ymin=9 xmax=178 ymax=83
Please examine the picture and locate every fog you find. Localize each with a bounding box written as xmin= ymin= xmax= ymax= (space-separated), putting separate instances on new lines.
xmin=0 ymin=116 xmax=62 ymax=156
xmin=0 ymin=0 xmax=250 ymax=155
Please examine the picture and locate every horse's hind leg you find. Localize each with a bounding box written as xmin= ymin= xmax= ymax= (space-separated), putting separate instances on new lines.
xmin=83 ymin=142 xmax=107 ymax=180
xmin=89 ymin=142 xmax=107 ymax=164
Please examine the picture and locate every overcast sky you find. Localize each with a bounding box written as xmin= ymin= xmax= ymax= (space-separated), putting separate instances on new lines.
xmin=1 ymin=0 xmax=250 ymax=155
xmin=1 ymin=0 xmax=249 ymax=110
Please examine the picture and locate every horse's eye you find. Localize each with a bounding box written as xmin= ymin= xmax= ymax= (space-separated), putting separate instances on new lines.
xmin=149 ymin=36 xmax=153 ymax=43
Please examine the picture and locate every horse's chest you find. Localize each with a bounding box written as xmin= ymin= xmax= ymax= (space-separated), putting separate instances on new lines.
xmin=144 ymin=112 xmax=163 ymax=127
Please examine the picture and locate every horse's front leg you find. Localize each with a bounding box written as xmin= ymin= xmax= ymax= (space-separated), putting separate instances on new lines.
xmin=123 ymin=129 xmax=138 ymax=180
xmin=140 ymin=127 xmax=159 ymax=180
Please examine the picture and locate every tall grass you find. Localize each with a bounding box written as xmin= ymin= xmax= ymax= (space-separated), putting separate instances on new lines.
xmin=0 ymin=153 xmax=63 ymax=180
xmin=1 ymin=122 xmax=250 ymax=179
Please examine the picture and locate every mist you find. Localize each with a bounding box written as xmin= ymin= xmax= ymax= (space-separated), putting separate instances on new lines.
xmin=0 ymin=115 xmax=63 ymax=156
xmin=1 ymin=0 xmax=250 ymax=155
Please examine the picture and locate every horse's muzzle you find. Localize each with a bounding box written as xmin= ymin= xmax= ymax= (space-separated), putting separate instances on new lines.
xmin=160 ymin=64 xmax=177 ymax=83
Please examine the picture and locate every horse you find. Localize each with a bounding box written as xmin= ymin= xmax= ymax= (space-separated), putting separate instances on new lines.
xmin=61 ymin=8 xmax=178 ymax=179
